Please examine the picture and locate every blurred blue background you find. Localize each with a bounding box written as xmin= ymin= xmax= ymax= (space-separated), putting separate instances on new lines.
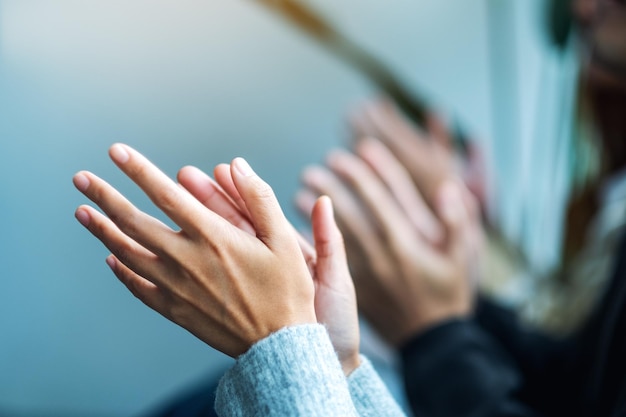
xmin=0 ymin=1 xmax=564 ymax=415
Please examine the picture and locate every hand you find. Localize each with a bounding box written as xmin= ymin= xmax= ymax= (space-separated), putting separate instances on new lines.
xmin=298 ymin=140 xmax=481 ymax=347
xmin=349 ymin=98 xmax=489 ymax=215
xmin=73 ymin=144 xmax=316 ymax=358
xmin=177 ymin=164 xmax=361 ymax=375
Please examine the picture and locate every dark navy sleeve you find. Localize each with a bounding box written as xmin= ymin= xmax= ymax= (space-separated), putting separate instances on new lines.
xmin=400 ymin=318 xmax=543 ymax=417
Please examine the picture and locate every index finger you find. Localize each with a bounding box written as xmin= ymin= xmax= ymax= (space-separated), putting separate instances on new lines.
xmin=108 ymin=143 xmax=219 ymax=238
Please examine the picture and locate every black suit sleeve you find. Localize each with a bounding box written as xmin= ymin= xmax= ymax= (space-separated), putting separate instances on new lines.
xmin=400 ymin=299 xmax=583 ymax=417
xmin=401 ymin=319 xmax=542 ymax=417
xmin=474 ymin=298 xmax=582 ymax=409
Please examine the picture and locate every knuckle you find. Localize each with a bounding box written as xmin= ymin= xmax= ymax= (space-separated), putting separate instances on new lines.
xmin=125 ymin=279 xmax=142 ymax=300
xmin=158 ymin=186 xmax=182 ymax=212
xmin=253 ymin=179 xmax=275 ymax=202
xmin=109 ymin=207 xmax=141 ymax=236
xmin=126 ymin=159 xmax=149 ymax=179
xmin=113 ymin=244 xmax=135 ymax=265
xmin=166 ymin=302 xmax=189 ymax=325
xmin=88 ymin=183 xmax=105 ymax=204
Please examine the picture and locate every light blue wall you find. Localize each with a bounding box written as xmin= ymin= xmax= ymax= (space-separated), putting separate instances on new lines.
xmin=0 ymin=1 xmax=492 ymax=415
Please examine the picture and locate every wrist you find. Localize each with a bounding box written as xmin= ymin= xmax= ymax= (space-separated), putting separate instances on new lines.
xmin=340 ymin=352 xmax=361 ymax=376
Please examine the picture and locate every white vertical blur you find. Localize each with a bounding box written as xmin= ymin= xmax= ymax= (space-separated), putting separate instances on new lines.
xmin=487 ymin=0 xmax=579 ymax=277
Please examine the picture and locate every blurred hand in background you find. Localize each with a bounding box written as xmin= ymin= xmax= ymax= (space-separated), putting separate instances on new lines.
xmin=349 ymin=98 xmax=489 ymax=221
xmin=297 ymin=137 xmax=482 ymax=347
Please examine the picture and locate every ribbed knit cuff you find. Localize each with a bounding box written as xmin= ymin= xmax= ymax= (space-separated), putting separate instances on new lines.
xmin=348 ymin=355 xmax=406 ymax=417
xmin=215 ymin=324 xmax=357 ymax=417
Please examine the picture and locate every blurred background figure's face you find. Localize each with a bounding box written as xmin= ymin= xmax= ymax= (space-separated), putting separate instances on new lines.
xmin=574 ymin=0 xmax=626 ymax=85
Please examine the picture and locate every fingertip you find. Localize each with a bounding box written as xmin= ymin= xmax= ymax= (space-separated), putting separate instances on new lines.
xmin=213 ymin=164 xmax=233 ymax=187
xmin=214 ymin=163 xmax=230 ymax=175
xmin=73 ymin=171 xmax=91 ymax=192
xmin=314 ymin=195 xmax=338 ymax=233
xmin=318 ymin=195 xmax=333 ymax=215
xmin=300 ymin=165 xmax=326 ymax=187
xmin=325 ymin=147 xmax=343 ymax=159
xmin=105 ymin=255 xmax=117 ymax=271
xmin=75 ymin=206 xmax=91 ymax=227
xmin=176 ymin=166 xmax=190 ymax=183
xmin=177 ymin=165 xmax=207 ymax=186
xmin=232 ymin=157 xmax=255 ymax=177
xmin=177 ymin=164 xmax=196 ymax=178
xmin=311 ymin=195 xmax=346 ymax=262
xmin=294 ymin=190 xmax=317 ymax=218
xmin=109 ymin=143 xmax=130 ymax=164
xmin=325 ymin=149 xmax=351 ymax=170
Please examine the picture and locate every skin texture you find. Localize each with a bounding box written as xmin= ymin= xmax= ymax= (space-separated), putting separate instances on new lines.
xmin=74 ymin=144 xmax=359 ymax=372
xmin=298 ymin=139 xmax=481 ymax=347
xmin=177 ymin=163 xmax=360 ymax=375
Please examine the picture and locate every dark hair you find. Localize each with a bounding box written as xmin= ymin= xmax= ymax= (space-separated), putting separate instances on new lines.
xmin=548 ymin=0 xmax=573 ymax=50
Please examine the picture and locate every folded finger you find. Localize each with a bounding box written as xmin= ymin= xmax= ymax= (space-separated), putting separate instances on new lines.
xmin=177 ymin=165 xmax=255 ymax=236
xmin=214 ymin=163 xmax=251 ymax=219
xmin=217 ymin=162 xmax=315 ymax=261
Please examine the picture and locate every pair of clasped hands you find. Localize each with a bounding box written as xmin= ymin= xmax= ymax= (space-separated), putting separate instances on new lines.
xmin=74 ymin=100 xmax=482 ymax=372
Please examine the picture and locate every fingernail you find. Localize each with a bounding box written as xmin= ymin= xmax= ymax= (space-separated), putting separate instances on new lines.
xmin=73 ymin=173 xmax=90 ymax=192
xmin=106 ymin=256 xmax=116 ymax=271
xmin=75 ymin=208 xmax=91 ymax=227
xmin=321 ymin=195 xmax=334 ymax=215
xmin=234 ymin=157 xmax=254 ymax=177
xmin=110 ymin=144 xmax=130 ymax=164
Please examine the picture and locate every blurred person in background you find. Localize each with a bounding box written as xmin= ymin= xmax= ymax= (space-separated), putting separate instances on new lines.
xmin=298 ymin=0 xmax=626 ymax=416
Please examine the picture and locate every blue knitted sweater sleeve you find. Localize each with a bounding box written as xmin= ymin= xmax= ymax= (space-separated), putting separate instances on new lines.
xmin=348 ymin=356 xmax=406 ymax=417
xmin=215 ymin=324 xmax=405 ymax=417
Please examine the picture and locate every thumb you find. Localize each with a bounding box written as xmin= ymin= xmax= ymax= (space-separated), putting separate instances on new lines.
xmin=311 ymin=196 xmax=350 ymax=286
xmin=230 ymin=157 xmax=291 ymax=246
xmin=436 ymin=182 xmax=470 ymax=262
